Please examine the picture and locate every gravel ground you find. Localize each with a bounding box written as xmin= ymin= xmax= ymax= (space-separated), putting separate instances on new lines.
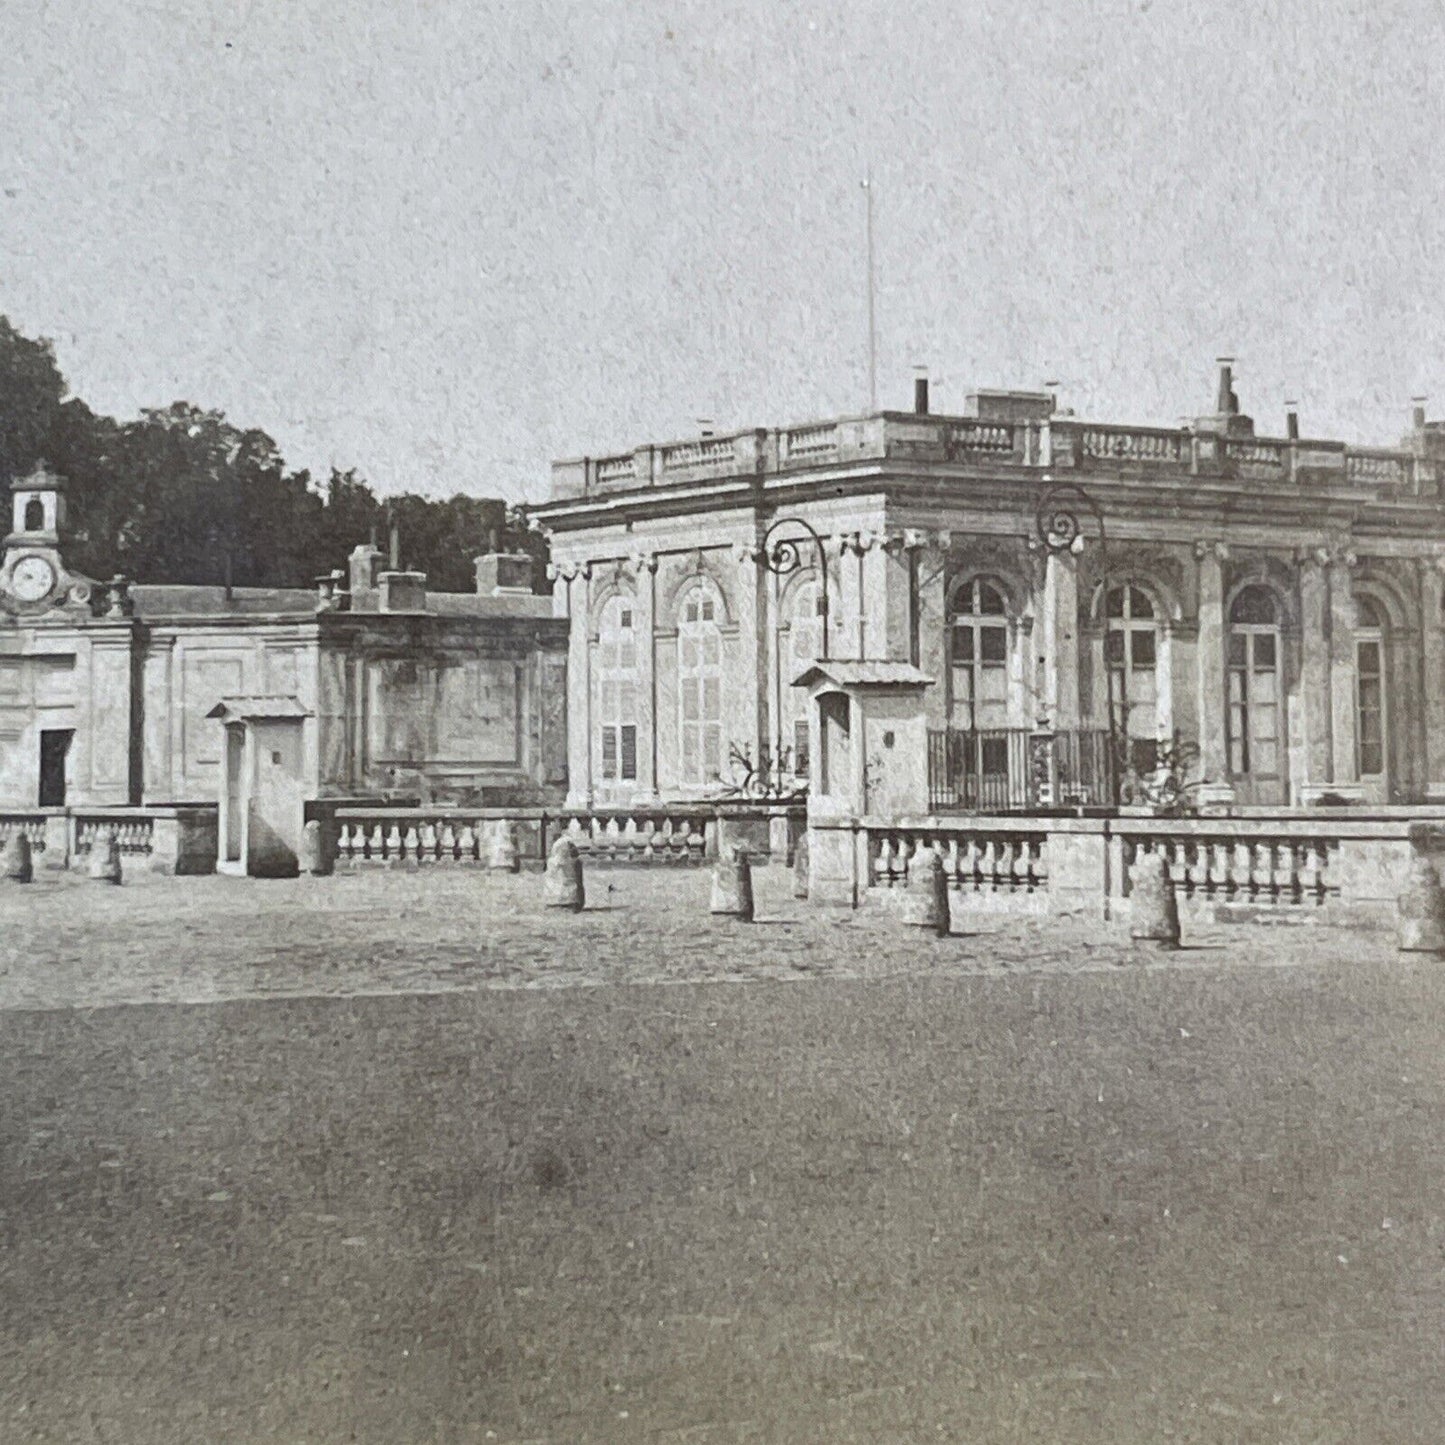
xmin=1 ymin=869 xmax=1443 ymax=1443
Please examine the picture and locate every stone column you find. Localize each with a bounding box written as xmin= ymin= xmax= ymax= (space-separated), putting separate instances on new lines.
xmin=731 ymin=543 xmax=769 ymax=769
xmin=1419 ymin=559 xmax=1445 ymax=798
xmin=1297 ymin=548 xmax=1332 ymax=796
xmin=913 ymin=532 xmax=950 ymax=729
xmin=1194 ymin=542 xmax=1232 ymax=802
xmin=556 ymin=562 xmax=592 ymax=809
xmin=1328 ymin=549 xmax=1359 ymax=790
xmin=1042 ymin=549 xmax=1080 ymax=728
xmin=628 ymin=550 xmax=659 ymax=801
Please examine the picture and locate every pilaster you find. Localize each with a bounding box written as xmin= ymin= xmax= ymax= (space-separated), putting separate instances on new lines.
xmin=1297 ymin=548 xmax=1332 ymax=794
xmin=550 ymin=561 xmax=593 ymax=808
xmin=1194 ymin=542 xmax=1232 ymax=803
xmin=1042 ymin=549 xmax=1080 ymax=728
xmin=1327 ymin=548 xmax=1360 ymax=791
xmin=628 ymin=550 xmax=659 ymax=801
xmin=1419 ymin=559 xmax=1445 ymax=797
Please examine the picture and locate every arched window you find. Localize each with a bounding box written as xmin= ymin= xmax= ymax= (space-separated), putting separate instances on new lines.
xmin=1227 ymin=585 xmax=1281 ymax=779
xmin=781 ymin=579 xmax=822 ymax=778
xmin=948 ymin=578 xmax=1009 ymax=729
xmin=1105 ymin=584 xmax=1160 ymax=770
xmin=1355 ymin=595 xmax=1387 ymax=783
xmin=23 ymin=498 xmax=44 ymax=532
xmin=678 ymin=583 xmax=723 ymax=786
xmin=596 ymin=596 xmax=637 ymax=784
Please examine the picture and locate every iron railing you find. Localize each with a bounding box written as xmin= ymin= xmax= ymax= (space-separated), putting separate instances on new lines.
xmin=927 ymin=728 xmax=1117 ymax=812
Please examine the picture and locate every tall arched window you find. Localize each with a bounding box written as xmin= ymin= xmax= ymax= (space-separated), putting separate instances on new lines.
xmin=948 ymin=578 xmax=1009 ymax=729
xmin=596 ymin=596 xmax=637 ymax=784
xmin=1227 ymin=585 xmax=1281 ymax=780
xmin=1105 ymin=584 xmax=1160 ymax=771
xmin=781 ymin=579 xmax=822 ymax=778
xmin=1355 ymin=595 xmax=1387 ymax=785
xmin=678 ymin=583 xmax=723 ymax=786
xmin=23 ymin=498 xmax=44 ymax=532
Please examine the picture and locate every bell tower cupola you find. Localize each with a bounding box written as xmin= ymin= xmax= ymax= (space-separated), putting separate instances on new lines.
xmin=8 ymin=462 xmax=66 ymax=547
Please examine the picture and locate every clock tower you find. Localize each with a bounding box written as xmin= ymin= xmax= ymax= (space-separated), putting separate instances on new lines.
xmin=1 ymin=463 xmax=93 ymax=614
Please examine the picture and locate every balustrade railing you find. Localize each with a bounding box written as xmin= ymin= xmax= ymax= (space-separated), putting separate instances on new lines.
xmin=947 ymin=420 xmax=1017 ymax=457
xmin=782 ymin=424 xmax=838 ymax=463
xmin=1225 ymin=438 xmax=1287 ymax=477
xmin=73 ymin=815 xmax=155 ymax=857
xmin=326 ymin=803 xmax=789 ymax=868
xmin=1345 ymin=448 xmax=1410 ymax=488
xmin=594 ymin=453 xmax=638 ymax=487
xmin=870 ymin=828 xmax=1049 ymax=894
xmin=662 ymin=437 xmax=736 ymax=472
xmin=1080 ymin=425 xmax=1184 ymax=464
xmin=0 ymin=812 xmax=48 ymax=854
xmin=1120 ymin=831 xmax=1338 ymax=906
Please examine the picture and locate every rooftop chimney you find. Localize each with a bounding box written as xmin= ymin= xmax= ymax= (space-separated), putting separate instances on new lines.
xmin=913 ymin=367 xmax=930 ymax=416
xmin=1285 ymin=401 xmax=1299 ymax=441
xmin=349 ymin=541 xmax=383 ymax=611
xmin=474 ymin=552 xmax=535 ymax=596
xmin=1412 ymin=396 xmax=1428 ymax=431
xmin=378 ymin=570 xmax=427 ymax=613
xmin=1216 ymin=357 xmax=1238 ymax=416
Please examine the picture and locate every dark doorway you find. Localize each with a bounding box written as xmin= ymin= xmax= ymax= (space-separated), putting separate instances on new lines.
xmin=39 ymin=729 xmax=72 ymax=807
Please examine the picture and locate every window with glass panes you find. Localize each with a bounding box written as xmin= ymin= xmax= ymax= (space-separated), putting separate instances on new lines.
xmin=1226 ymin=585 xmax=1281 ymax=777
xmin=678 ymin=584 xmax=723 ymax=785
xmin=1355 ymin=595 xmax=1386 ymax=779
xmin=596 ymin=596 xmax=637 ymax=781
xmin=949 ymin=579 xmax=1009 ymax=729
xmin=783 ymin=580 xmax=822 ymax=777
xmin=1105 ymin=584 xmax=1160 ymax=772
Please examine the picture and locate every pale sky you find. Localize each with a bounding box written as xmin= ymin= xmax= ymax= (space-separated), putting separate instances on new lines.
xmin=2 ymin=0 xmax=1441 ymax=502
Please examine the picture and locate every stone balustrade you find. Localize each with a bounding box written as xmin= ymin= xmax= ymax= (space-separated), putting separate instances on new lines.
xmin=0 ymin=806 xmax=216 ymax=874
xmin=550 ymin=412 xmax=1436 ymax=501
xmin=803 ymin=811 xmax=1432 ymax=922
xmin=870 ymin=826 xmax=1048 ymax=895
xmin=327 ymin=802 xmax=802 ymax=869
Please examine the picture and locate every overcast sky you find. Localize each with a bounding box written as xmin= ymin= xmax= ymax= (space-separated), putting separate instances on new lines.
xmin=2 ymin=0 xmax=1441 ymax=501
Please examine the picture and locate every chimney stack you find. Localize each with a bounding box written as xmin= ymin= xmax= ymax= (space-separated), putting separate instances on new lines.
xmin=1285 ymin=401 xmax=1299 ymax=441
xmin=1412 ymin=396 xmax=1428 ymax=432
xmin=913 ymin=368 xmax=930 ymax=416
xmin=349 ymin=541 xmax=383 ymax=610
xmin=1216 ymin=358 xmax=1237 ymax=416
xmin=378 ymin=570 xmax=427 ymax=612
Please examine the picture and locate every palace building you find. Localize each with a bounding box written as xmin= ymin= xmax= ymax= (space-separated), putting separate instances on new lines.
xmin=531 ymin=364 xmax=1445 ymax=814
xmin=0 ymin=464 xmax=568 ymax=867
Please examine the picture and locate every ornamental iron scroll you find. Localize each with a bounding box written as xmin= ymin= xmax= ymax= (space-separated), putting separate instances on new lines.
xmin=758 ymin=516 xmax=831 ymax=661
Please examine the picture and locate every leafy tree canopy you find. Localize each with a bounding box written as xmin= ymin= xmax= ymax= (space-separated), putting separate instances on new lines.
xmin=0 ymin=316 xmax=547 ymax=593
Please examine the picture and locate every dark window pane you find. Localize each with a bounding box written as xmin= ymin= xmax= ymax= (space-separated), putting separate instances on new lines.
xmin=1253 ymin=632 xmax=1276 ymax=670
xmin=1130 ymin=587 xmax=1154 ymax=619
xmin=619 ymin=608 xmax=633 ymax=630
xmin=980 ymin=736 xmax=1009 ymax=774
xmin=1105 ymin=587 xmax=1125 ymax=619
xmin=976 ymin=582 xmax=1005 ymax=615
xmin=1131 ymin=630 xmax=1156 ymax=668
xmin=601 ymin=727 xmax=618 ymax=779
xmin=620 ymin=725 xmax=637 ymax=781
xmin=1105 ymin=630 xmax=1126 ymax=666
xmin=1228 ymin=633 xmax=1247 ymax=667
xmin=979 ymin=626 xmax=1007 ymax=663
xmin=953 ymin=627 xmax=974 ymax=663
xmin=1230 ymin=585 xmax=1277 ymax=625
xmin=793 ymin=717 xmax=810 ymax=777
xmin=1358 ymin=640 xmax=1380 ymax=677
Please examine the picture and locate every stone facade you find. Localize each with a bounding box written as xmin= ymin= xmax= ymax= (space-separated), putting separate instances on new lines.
xmin=0 ymin=470 xmax=569 ymax=811
xmin=532 ymin=367 xmax=1445 ymax=812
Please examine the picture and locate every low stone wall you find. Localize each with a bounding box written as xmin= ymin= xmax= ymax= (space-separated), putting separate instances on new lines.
xmin=0 ymin=806 xmax=218 ymax=875
xmin=808 ymin=811 xmax=1433 ymax=923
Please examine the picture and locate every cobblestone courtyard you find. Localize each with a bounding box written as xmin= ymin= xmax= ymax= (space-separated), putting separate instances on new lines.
xmin=2 ymin=868 xmax=1444 ymax=1441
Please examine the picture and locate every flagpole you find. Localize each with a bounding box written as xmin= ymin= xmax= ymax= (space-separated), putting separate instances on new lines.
xmin=863 ymin=168 xmax=877 ymax=412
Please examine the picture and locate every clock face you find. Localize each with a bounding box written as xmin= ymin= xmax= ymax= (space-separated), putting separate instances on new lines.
xmin=10 ymin=555 xmax=57 ymax=603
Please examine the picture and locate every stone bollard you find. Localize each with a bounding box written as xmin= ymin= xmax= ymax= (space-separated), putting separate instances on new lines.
xmin=488 ymin=820 xmax=520 ymax=874
xmin=1396 ymin=851 xmax=1445 ymax=953
xmin=88 ymin=828 xmax=123 ymax=885
xmin=1129 ymin=850 xmax=1180 ymax=947
xmin=299 ymin=819 xmax=333 ymax=877
xmin=710 ymin=845 xmax=755 ymax=922
xmin=1 ymin=831 xmax=34 ymax=884
xmin=792 ymin=830 xmax=810 ymax=900
xmin=543 ymin=837 xmax=585 ymax=912
xmin=897 ymin=847 xmax=949 ymax=936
